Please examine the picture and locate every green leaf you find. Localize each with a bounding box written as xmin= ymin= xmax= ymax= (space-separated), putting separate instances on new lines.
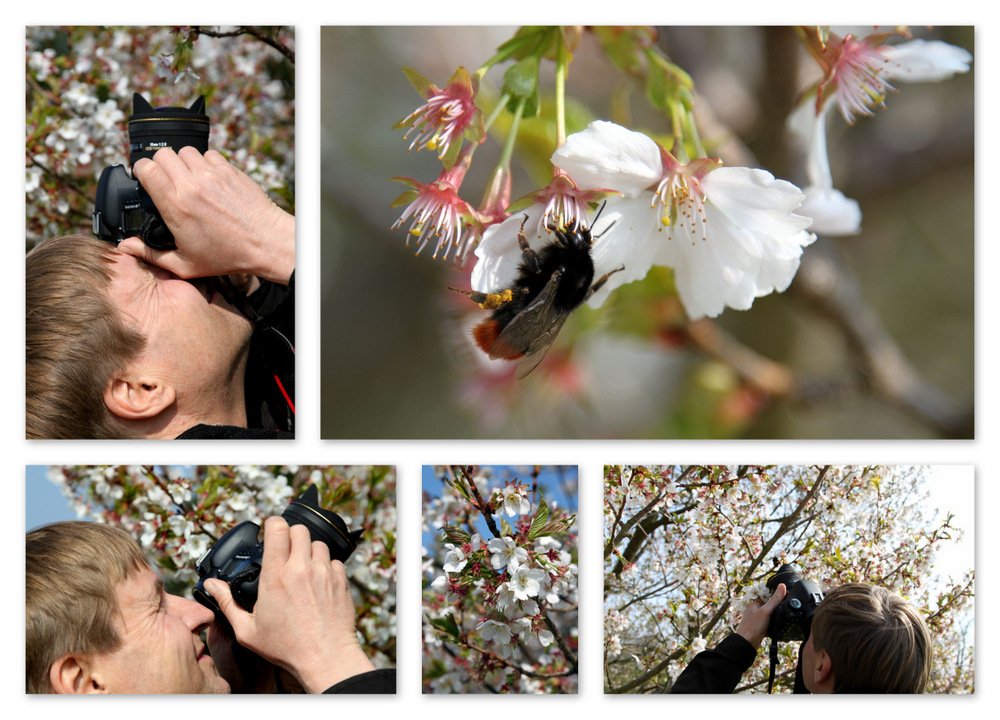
xmin=446 ymin=476 xmax=474 ymax=503
xmin=531 ymin=518 xmax=575 ymax=538
xmin=527 ymin=497 xmax=550 ymax=540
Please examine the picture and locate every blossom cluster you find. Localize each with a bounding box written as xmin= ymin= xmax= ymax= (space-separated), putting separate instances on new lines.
xmin=391 ymin=27 xmax=821 ymax=326
xmin=26 ymin=26 xmax=294 ymax=247
xmin=603 ymin=465 xmax=974 ymax=693
xmin=423 ymin=466 xmax=578 ymax=693
xmin=386 ymin=26 xmax=972 ymax=430
xmin=47 ymin=465 xmax=396 ymax=668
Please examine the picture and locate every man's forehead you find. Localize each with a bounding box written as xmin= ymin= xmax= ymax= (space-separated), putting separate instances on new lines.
xmin=116 ymin=566 xmax=164 ymax=606
xmin=107 ymin=250 xmax=153 ymax=282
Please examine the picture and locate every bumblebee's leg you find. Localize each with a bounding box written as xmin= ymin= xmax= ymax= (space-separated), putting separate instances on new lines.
xmin=586 ymin=264 xmax=626 ymax=299
xmin=447 ymin=286 xmax=514 ymax=310
xmin=517 ymin=215 xmax=543 ymax=274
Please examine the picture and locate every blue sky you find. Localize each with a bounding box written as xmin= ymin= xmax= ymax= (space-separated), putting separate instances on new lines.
xmin=25 ymin=465 xmax=79 ymax=531
xmin=421 ymin=464 xmax=578 ymax=552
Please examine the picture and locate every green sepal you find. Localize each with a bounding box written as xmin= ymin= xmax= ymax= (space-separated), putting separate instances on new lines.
xmin=428 ymin=613 xmax=461 ymax=642
xmin=441 ymin=525 xmax=471 ymax=546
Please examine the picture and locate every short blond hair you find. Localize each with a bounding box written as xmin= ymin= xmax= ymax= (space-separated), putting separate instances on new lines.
xmin=26 ymin=235 xmax=145 ymax=438
xmin=811 ymin=582 xmax=932 ymax=693
xmin=26 ymin=521 xmax=150 ymax=693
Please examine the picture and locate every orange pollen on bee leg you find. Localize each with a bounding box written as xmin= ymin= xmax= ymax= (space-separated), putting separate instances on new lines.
xmin=478 ymin=288 xmax=513 ymax=310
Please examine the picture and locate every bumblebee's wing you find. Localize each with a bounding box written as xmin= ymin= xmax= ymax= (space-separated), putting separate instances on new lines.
xmin=490 ymin=268 xmax=570 ymax=379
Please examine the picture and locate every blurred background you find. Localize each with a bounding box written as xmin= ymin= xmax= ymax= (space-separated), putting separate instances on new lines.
xmin=321 ymin=26 xmax=973 ymax=439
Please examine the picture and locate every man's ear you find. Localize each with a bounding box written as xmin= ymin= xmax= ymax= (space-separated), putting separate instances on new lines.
xmin=813 ymin=648 xmax=835 ymax=689
xmin=103 ymin=375 xmax=176 ymax=420
xmin=48 ymin=654 xmax=107 ymax=694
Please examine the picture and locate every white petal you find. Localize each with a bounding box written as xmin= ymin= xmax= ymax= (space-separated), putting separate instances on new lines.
xmin=798 ymin=186 xmax=863 ymax=236
xmin=788 ymin=101 xmax=836 ymax=192
xmin=655 ymin=168 xmax=815 ymax=320
xmin=702 ymin=167 xmax=813 ymax=238
xmin=471 ymin=207 xmax=552 ymax=293
xmin=882 ymin=39 xmax=972 ymax=83
xmin=552 ymin=120 xmax=663 ymax=197
xmin=585 ymin=196 xmax=662 ymax=308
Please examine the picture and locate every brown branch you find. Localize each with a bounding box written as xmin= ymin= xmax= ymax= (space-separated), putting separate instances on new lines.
xmin=453 ymin=465 xmax=501 ymax=538
xmin=453 ymin=637 xmax=575 ymax=680
xmin=791 ymin=244 xmax=971 ymax=437
xmin=543 ymin=614 xmax=578 ymax=668
xmin=605 ymin=466 xmax=697 ymax=559
xmin=190 ymin=26 xmax=295 ymax=63
xmin=684 ymin=320 xmax=797 ymax=396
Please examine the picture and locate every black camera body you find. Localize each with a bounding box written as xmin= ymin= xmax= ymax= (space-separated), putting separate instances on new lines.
xmin=93 ymin=93 xmax=209 ymax=249
xmin=765 ymin=563 xmax=825 ymax=642
xmin=192 ymin=485 xmax=362 ymax=615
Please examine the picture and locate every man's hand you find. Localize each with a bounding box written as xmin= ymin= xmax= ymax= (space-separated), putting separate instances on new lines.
xmin=203 ymin=517 xmax=374 ymax=693
xmin=118 ymin=147 xmax=294 ymax=284
xmin=206 ymin=615 xmax=280 ymax=693
xmin=736 ymin=583 xmax=787 ymax=650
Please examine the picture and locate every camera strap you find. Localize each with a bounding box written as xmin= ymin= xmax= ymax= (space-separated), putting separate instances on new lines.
xmin=767 ymin=640 xmax=779 ymax=693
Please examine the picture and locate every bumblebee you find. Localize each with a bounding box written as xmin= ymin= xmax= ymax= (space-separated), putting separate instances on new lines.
xmin=454 ymin=214 xmax=623 ymax=378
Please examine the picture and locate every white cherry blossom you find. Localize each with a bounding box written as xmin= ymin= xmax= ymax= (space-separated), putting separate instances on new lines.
xmin=488 ymin=536 xmax=528 ymax=573
xmin=499 ymin=485 xmax=531 ymax=517
xmin=508 ymin=567 xmax=547 ymax=601
xmin=546 ymin=121 xmax=815 ymax=320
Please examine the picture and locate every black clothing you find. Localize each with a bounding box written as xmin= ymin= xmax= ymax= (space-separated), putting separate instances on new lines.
xmin=175 ymin=424 xmax=293 ymax=439
xmin=323 ymin=668 xmax=396 ymax=694
xmin=671 ymin=633 xmax=810 ymax=694
xmin=671 ymin=634 xmax=758 ymax=693
xmin=243 ymin=274 xmax=295 ymax=434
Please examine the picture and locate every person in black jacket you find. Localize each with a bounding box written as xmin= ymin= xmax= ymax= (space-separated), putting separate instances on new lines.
xmin=670 ymin=583 xmax=787 ymax=693
xmin=671 ymin=581 xmax=932 ymax=694
xmin=26 ymin=147 xmax=295 ymax=439
xmin=27 ymin=519 xmax=394 ymax=694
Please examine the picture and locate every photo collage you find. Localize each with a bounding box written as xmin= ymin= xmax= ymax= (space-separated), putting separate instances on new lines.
xmin=19 ymin=21 xmax=981 ymax=712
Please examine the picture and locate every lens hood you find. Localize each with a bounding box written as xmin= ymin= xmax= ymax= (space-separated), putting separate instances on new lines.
xmin=282 ymin=484 xmax=362 ymax=562
xmin=128 ymin=93 xmax=209 ymax=165
xmin=766 ymin=563 xmax=802 ymax=593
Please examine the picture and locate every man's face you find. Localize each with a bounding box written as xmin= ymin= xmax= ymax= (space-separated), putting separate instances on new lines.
xmin=90 ymin=566 xmax=230 ymax=693
xmin=107 ymin=252 xmax=252 ymax=386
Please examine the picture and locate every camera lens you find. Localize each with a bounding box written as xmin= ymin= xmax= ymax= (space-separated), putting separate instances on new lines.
xmin=766 ymin=563 xmax=802 ymax=592
xmin=282 ymin=485 xmax=360 ymax=562
xmin=127 ymin=93 xmax=209 ymax=166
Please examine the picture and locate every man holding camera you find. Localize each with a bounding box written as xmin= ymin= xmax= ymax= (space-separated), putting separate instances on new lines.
xmin=26 ymin=146 xmax=295 ymax=439
xmin=671 ymin=580 xmax=933 ymax=693
xmin=26 ymin=517 xmax=394 ymax=694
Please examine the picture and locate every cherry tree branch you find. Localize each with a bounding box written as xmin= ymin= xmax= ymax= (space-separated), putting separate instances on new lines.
xmin=190 ymin=26 xmax=295 ymax=63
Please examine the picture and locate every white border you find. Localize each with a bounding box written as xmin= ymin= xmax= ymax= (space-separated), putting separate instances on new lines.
xmin=9 ymin=2 xmax=992 ymax=714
